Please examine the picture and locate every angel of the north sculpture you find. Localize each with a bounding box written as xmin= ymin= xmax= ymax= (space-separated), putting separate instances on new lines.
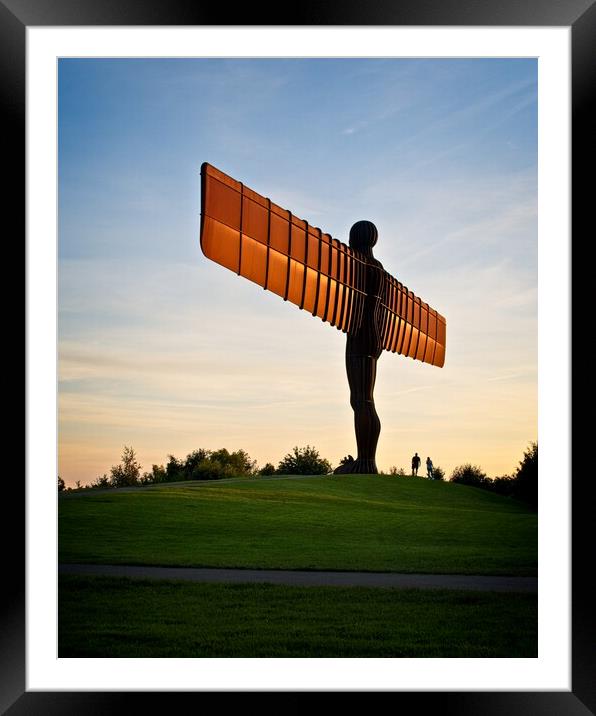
xmin=200 ymin=162 xmax=446 ymax=475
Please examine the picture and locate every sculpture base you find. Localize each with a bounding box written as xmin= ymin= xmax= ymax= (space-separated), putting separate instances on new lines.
xmin=334 ymin=457 xmax=378 ymax=475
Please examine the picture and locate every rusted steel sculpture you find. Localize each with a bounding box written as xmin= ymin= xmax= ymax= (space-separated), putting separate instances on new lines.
xmin=200 ymin=163 xmax=446 ymax=474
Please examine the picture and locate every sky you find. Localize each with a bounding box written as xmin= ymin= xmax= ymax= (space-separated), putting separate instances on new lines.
xmin=58 ymin=58 xmax=537 ymax=487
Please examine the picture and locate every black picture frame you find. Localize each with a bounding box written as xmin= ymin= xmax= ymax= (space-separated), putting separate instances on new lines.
xmin=11 ymin=0 xmax=589 ymax=712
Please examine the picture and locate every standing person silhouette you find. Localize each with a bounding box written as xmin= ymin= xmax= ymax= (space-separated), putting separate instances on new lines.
xmin=411 ymin=452 xmax=421 ymax=476
xmin=426 ymin=456 xmax=434 ymax=479
xmin=334 ymin=221 xmax=384 ymax=475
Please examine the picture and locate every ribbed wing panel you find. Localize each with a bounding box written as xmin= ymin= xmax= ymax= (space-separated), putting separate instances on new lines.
xmin=200 ymin=162 xmax=367 ymax=334
xmin=380 ymin=273 xmax=446 ymax=367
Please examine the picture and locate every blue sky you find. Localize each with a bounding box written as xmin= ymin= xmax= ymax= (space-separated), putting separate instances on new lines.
xmin=58 ymin=58 xmax=537 ymax=485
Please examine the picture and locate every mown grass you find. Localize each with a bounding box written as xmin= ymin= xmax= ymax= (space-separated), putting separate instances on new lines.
xmin=59 ymin=475 xmax=536 ymax=575
xmin=59 ymin=575 xmax=537 ymax=658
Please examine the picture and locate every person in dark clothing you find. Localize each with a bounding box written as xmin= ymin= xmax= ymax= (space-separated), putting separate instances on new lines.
xmin=411 ymin=452 xmax=421 ymax=476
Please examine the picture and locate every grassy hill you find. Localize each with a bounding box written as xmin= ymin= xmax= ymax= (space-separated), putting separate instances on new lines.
xmin=59 ymin=474 xmax=536 ymax=576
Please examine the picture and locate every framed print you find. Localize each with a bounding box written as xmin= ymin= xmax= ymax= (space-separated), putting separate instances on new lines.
xmin=12 ymin=0 xmax=591 ymax=712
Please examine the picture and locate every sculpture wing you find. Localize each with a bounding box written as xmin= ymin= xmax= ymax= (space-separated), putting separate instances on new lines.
xmin=380 ymin=272 xmax=446 ymax=367
xmin=200 ymin=162 xmax=367 ymax=334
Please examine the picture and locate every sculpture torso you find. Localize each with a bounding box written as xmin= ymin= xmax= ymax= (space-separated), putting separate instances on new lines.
xmin=346 ymin=255 xmax=384 ymax=360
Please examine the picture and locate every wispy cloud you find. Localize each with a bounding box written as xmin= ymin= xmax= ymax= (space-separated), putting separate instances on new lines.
xmin=393 ymin=77 xmax=536 ymax=153
xmin=487 ymin=371 xmax=536 ymax=382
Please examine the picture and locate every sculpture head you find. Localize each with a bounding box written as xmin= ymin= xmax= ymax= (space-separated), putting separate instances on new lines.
xmin=349 ymin=220 xmax=378 ymax=253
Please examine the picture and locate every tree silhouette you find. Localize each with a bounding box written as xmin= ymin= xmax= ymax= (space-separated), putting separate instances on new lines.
xmin=277 ymin=446 xmax=332 ymax=475
xmin=432 ymin=466 xmax=445 ymax=481
xmin=259 ymin=463 xmax=276 ymax=476
xmin=110 ymin=445 xmax=142 ymax=488
xmin=450 ymin=464 xmax=487 ymax=487
xmin=514 ymin=441 xmax=537 ymax=508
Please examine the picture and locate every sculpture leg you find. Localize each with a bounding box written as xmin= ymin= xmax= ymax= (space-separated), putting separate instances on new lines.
xmin=345 ymin=354 xmax=380 ymax=474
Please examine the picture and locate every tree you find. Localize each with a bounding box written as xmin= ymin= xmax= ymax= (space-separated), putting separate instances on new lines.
xmin=450 ymin=463 xmax=487 ymax=488
xmin=191 ymin=459 xmax=232 ymax=481
xmin=110 ymin=445 xmax=142 ymax=488
xmin=276 ymin=446 xmax=332 ymax=475
xmin=58 ymin=476 xmax=65 ymax=492
xmin=160 ymin=448 xmax=259 ymax=482
xmin=183 ymin=449 xmax=210 ymax=480
xmin=432 ymin=466 xmax=445 ymax=481
xmin=490 ymin=474 xmax=515 ymax=497
xmin=91 ymin=474 xmax=111 ymax=489
xmin=153 ymin=463 xmax=166 ymax=483
xmin=142 ymin=464 xmax=167 ymax=485
xmin=165 ymin=455 xmax=184 ymax=482
xmin=173 ymin=447 xmax=258 ymax=481
xmin=209 ymin=448 xmax=256 ymax=476
xmin=513 ymin=441 xmax=538 ymax=508
xmin=389 ymin=466 xmax=406 ymax=476
xmin=259 ymin=463 xmax=276 ymax=476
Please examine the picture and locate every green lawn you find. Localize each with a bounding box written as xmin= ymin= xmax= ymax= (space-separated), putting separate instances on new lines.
xmin=59 ymin=575 xmax=537 ymax=658
xmin=59 ymin=475 xmax=537 ymax=575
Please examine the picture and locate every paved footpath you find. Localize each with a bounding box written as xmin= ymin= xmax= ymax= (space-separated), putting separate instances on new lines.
xmin=59 ymin=563 xmax=537 ymax=593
